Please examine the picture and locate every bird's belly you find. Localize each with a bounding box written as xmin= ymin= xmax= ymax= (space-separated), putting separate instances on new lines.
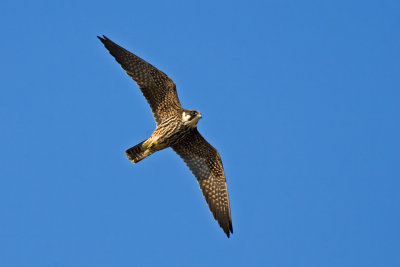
xmin=147 ymin=124 xmax=190 ymax=149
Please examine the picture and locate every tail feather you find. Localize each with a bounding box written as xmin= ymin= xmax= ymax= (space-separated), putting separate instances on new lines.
xmin=125 ymin=141 xmax=149 ymax=163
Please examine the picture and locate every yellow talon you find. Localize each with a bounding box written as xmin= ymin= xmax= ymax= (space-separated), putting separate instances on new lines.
xmin=146 ymin=141 xmax=154 ymax=149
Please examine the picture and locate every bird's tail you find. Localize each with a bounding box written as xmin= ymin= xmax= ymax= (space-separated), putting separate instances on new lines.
xmin=125 ymin=141 xmax=152 ymax=164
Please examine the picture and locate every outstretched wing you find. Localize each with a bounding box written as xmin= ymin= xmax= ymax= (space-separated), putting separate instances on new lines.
xmin=98 ymin=35 xmax=182 ymax=125
xmin=171 ymin=129 xmax=233 ymax=237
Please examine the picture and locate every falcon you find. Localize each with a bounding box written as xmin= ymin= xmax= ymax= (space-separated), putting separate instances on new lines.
xmin=98 ymin=35 xmax=233 ymax=237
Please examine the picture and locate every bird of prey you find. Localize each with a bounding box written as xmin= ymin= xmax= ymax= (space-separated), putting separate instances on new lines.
xmin=98 ymin=35 xmax=233 ymax=237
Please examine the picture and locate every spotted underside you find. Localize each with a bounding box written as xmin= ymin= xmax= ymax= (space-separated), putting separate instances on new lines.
xmin=98 ymin=35 xmax=233 ymax=237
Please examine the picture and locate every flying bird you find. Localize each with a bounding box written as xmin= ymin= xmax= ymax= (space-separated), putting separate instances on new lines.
xmin=98 ymin=35 xmax=233 ymax=237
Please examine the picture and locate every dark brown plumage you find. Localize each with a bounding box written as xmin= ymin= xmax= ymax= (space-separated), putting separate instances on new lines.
xmin=172 ymin=129 xmax=233 ymax=236
xmin=98 ymin=35 xmax=233 ymax=237
xmin=98 ymin=35 xmax=181 ymax=125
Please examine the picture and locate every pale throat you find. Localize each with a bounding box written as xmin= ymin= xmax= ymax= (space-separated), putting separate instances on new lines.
xmin=182 ymin=112 xmax=201 ymax=127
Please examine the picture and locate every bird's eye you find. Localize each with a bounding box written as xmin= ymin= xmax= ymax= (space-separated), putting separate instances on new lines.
xmin=191 ymin=111 xmax=197 ymax=116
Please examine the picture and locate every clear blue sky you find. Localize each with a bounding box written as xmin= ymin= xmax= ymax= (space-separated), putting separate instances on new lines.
xmin=1 ymin=0 xmax=399 ymax=266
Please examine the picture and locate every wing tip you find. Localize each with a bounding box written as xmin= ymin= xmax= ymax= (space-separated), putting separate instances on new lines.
xmin=97 ymin=35 xmax=111 ymax=45
xmin=223 ymin=220 xmax=233 ymax=238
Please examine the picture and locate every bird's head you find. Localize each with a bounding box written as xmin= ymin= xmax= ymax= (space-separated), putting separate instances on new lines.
xmin=182 ymin=109 xmax=202 ymax=127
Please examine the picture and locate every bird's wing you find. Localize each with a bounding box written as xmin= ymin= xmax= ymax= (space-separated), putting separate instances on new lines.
xmin=171 ymin=129 xmax=233 ymax=237
xmin=98 ymin=35 xmax=182 ymax=125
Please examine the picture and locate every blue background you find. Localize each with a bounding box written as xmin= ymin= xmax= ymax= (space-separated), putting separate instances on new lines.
xmin=1 ymin=0 xmax=399 ymax=266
